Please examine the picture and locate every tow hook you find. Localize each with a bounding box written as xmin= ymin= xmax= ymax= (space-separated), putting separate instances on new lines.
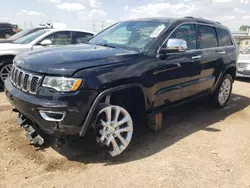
xmin=18 ymin=113 xmax=44 ymax=146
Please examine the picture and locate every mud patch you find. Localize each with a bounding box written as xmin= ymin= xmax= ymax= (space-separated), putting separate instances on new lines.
xmin=45 ymin=158 xmax=87 ymax=172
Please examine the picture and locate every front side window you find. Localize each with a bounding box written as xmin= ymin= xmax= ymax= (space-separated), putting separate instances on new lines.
xmin=216 ymin=28 xmax=233 ymax=47
xmin=169 ymin=24 xmax=197 ymax=50
xmin=198 ymin=25 xmax=218 ymax=49
xmin=242 ymin=47 xmax=250 ymax=54
xmin=43 ymin=31 xmax=72 ymax=45
xmin=89 ymin=21 xmax=169 ymax=51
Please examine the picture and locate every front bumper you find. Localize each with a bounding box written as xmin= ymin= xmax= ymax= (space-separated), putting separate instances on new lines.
xmin=236 ymin=70 xmax=250 ymax=78
xmin=5 ymin=78 xmax=98 ymax=136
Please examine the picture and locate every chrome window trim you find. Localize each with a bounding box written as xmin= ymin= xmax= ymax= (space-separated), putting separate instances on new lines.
xmin=157 ymin=22 xmax=235 ymax=55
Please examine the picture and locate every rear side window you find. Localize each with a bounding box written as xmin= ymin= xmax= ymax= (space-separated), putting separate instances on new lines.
xmin=216 ymin=28 xmax=233 ymax=47
xmin=73 ymin=32 xmax=94 ymax=44
xmin=198 ymin=25 xmax=218 ymax=49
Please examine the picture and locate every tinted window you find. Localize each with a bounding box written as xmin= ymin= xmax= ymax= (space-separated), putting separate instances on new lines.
xmin=169 ymin=24 xmax=197 ymax=50
xmin=198 ymin=25 xmax=218 ymax=49
xmin=73 ymin=32 xmax=93 ymax=44
xmin=216 ymin=28 xmax=233 ymax=47
xmin=43 ymin=31 xmax=71 ymax=45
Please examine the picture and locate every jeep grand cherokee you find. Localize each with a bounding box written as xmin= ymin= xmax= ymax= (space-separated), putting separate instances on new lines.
xmin=5 ymin=17 xmax=237 ymax=157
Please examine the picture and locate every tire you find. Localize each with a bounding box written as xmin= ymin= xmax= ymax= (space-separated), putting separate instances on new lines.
xmin=212 ymin=74 xmax=233 ymax=108
xmin=0 ymin=60 xmax=13 ymax=87
xmin=4 ymin=33 xmax=11 ymax=39
xmin=95 ymin=105 xmax=133 ymax=157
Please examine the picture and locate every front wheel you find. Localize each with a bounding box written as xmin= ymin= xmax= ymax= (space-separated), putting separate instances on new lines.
xmin=212 ymin=74 xmax=233 ymax=108
xmin=4 ymin=33 xmax=11 ymax=39
xmin=0 ymin=60 xmax=13 ymax=87
xmin=95 ymin=105 xmax=133 ymax=157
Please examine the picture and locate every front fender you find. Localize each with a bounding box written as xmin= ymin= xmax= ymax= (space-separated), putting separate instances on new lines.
xmin=79 ymin=84 xmax=147 ymax=137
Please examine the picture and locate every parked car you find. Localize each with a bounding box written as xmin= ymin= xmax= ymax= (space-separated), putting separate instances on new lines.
xmin=0 ymin=28 xmax=46 ymax=43
xmin=0 ymin=29 xmax=95 ymax=86
xmin=237 ymin=46 xmax=250 ymax=77
xmin=0 ymin=22 xmax=17 ymax=39
xmin=5 ymin=17 xmax=237 ymax=157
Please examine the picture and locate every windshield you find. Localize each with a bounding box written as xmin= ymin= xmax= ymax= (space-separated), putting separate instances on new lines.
xmin=89 ymin=21 xmax=169 ymax=51
xmin=13 ymin=30 xmax=49 ymax=44
xmin=8 ymin=29 xmax=32 ymax=41
xmin=242 ymin=47 xmax=250 ymax=54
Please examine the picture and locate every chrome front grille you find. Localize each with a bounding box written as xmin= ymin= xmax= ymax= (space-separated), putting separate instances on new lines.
xmin=238 ymin=63 xmax=249 ymax=69
xmin=10 ymin=66 xmax=43 ymax=94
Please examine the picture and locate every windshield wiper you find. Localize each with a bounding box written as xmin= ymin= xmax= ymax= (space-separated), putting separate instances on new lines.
xmin=96 ymin=43 xmax=117 ymax=48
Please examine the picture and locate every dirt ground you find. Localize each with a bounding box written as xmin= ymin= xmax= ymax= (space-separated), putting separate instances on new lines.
xmin=1 ymin=79 xmax=250 ymax=188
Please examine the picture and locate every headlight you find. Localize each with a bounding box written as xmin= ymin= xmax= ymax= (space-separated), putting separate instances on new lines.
xmin=42 ymin=77 xmax=82 ymax=92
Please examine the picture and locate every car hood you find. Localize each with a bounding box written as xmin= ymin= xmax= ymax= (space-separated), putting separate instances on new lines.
xmin=0 ymin=39 xmax=13 ymax=43
xmin=238 ymin=54 xmax=250 ymax=62
xmin=0 ymin=43 xmax=28 ymax=50
xmin=15 ymin=44 xmax=140 ymax=76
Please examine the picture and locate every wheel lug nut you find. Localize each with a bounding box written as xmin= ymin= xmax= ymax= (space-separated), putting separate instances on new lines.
xmin=111 ymin=123 xmax=114 ymax=127
xmin=105 ymin=128 xmax=109 ymax=131
xmin=107 ymin=134 xmax=110 ymax=138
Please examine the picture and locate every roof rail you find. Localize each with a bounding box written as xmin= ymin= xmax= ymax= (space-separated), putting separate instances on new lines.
xmin=184 ymin=16 xmax=194 ymax=19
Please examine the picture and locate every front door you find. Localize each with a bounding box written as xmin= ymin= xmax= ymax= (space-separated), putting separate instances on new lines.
xmin=153 ymin=24 xmax=203 ymax=107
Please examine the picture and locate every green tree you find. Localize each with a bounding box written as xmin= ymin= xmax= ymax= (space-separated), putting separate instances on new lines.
xmin=240 ymin=25 xmax=248 ymax=31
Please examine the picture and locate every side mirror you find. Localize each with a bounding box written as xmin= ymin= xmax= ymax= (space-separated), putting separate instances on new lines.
xmin=159 ymin=38 xmax=188 ymax=55
xmin=40 ymin=39 xmax=52 ymax=46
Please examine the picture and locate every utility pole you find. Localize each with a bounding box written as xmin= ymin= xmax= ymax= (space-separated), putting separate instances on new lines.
xmin=92 ymin=21 xmax=96 ymax=32
xmin=101 ymin=21 xmax=105 ymax=30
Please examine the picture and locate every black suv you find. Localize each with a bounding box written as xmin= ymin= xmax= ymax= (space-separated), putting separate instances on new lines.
xmin=5 ymin=17 xmax=237 ymax=157
xmin=0 ymin=23 xmax=16 ymax=38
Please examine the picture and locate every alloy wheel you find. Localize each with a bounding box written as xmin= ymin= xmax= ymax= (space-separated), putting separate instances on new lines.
xmin=218 ymin=78 xmax=231 ymax=106
xmin=0 ymin=64 xmax=12 ymax=82
xmin=96 ymin=105 xmax=133 ymax=157
xmin=4 ymin=33 xmax=11 ymax=39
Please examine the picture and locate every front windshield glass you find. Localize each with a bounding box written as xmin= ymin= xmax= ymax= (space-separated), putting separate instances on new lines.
xmin=89 ymin=21 xmax=169 ymax=51
xmin=243 ymin=47 xmax=250 ymax=54
xmin=13 ymin=30 xmax=49 ymax=44
xmin=8 ymin=29 xmax=31 ymax=41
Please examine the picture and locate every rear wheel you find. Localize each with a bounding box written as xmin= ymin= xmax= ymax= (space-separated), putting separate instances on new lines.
xmin=0 ymin=60 xmax=13 ymax=87
xmin=95 ymin=105 xmax=133 ymax=157
xmin=212 ymin=74 xmax=233 ymax=108
xmin=4 ymin=33 xmax=11 ymax=39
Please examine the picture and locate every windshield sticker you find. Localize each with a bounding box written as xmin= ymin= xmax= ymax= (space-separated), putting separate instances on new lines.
xmin=150 ymin=25 xmax=166 ymax=38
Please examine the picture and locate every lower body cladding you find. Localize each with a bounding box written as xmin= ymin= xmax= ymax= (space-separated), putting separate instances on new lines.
xmin=4 ymin=78 xmax=98 ymax=142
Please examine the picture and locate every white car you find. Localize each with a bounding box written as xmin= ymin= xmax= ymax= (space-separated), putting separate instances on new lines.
xmin=0 ymin=29 xmax=94 ymax=86
xmin=237 ymin=46 xmax=250 ymax=78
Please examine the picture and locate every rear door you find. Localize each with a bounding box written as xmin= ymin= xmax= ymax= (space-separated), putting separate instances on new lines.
xmin=197 ymin=25 xmax=220 ymax=91
xmin=215 ymin=27 xmax=236 ymax=72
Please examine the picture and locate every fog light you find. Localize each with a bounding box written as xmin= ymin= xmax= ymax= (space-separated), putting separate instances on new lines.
xmin=39 ymin=110 xmax=66 ymax=122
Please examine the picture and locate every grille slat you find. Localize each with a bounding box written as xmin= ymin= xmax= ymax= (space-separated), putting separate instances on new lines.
xmin=10 ymin=66 xmax=42 ymax=94
xmin=238 ymin=63 xmax=249 ymax=69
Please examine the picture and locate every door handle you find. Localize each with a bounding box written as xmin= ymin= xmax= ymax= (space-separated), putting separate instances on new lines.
xmin=192 ymin=55 xmax=201 ymax=60
xmin=219 ymin=51 xmax=226 ymax=55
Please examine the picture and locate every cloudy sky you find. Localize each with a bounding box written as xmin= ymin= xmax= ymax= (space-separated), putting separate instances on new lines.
xmin=0 ymin=0 xmax=250 ymax=32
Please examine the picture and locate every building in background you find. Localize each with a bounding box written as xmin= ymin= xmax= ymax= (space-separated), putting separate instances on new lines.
xmin=232 ymin=27 xmax=250 ymax=51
